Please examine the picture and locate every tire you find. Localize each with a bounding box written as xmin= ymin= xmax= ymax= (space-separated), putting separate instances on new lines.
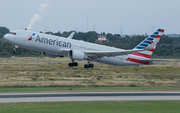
xmin=74 ymin=62 xmax=78 ymax=66
xmin=89 ymin=64 xmax=94 ymax=68
xmin=13 ymin=51 xmax=17 ymax=55
xmin=84 ymin=64 xmax=89 ymax=68
xmin=68 ymin=63 xmax=73 ymax=67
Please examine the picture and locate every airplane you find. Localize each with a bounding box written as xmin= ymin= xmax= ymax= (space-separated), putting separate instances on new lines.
xmin=4 ymin=28 xmax=164 ymax=68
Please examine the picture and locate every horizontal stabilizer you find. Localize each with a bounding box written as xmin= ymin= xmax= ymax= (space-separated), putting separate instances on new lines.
xmin=139 ymin=59 xmax=172 ymax=62
xmin=139 ymin=59 xmax=172 ymax=65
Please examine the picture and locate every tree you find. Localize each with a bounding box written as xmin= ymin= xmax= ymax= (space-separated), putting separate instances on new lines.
xmin=0 ymin=27 xmax=9 ymax=36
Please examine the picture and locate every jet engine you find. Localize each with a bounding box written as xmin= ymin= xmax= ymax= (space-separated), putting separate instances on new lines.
xmin=68 ymin=50 xmax=87 ymax=61
xmin=42 ymin=52 xmax=64 ymax=58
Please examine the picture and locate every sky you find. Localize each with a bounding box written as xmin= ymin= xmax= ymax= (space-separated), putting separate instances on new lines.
xmin=0 ymin=0 xmax=180 ymax=35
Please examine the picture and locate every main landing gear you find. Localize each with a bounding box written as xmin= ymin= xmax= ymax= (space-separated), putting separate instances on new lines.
xmin=84 ymin=61 xmax=94 ymax=68
xmin=84 ymin=64 xmax=94 ymax=68
xmin=68 ymin=60 xmax=94 ymax=68
xmin=68 ymin=60 xmax=78 ymax=67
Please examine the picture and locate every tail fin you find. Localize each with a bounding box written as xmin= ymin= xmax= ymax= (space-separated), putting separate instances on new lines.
xmin=132 ymin=29 xmax=164 ymax=59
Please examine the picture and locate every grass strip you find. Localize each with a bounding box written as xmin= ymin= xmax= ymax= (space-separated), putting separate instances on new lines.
xmin=0 ymin=87 xmax=180 ymax=93
xmin=0 ymin=101 xmax=180 ymax=113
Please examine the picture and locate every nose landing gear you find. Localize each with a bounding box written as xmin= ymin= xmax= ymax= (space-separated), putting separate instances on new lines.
xmin=13 ymin=45 xmax=18 ymax=55
xmin=13 ymin=51 xmax=17 ymax=55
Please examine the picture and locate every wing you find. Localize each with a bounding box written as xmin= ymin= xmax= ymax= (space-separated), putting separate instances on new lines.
xmin=61 ymin=43 xmax=153 ymax=59
xmin=85 ymin=49 xmax=145 ymax=58
xmin=61 ymin=48 xmax=146 ymax=59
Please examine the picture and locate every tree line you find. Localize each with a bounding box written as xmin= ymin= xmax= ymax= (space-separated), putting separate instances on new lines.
xmin=0 ymin=26 xmax=180 ymax=56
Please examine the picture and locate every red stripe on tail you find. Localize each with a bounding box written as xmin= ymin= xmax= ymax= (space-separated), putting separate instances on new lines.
xmin=160 ymin=29 xmax=165 ymax=33
xmin=147 ymin=48 xmax=155 ymax=52
xmin=155 ymin=35 xmax=161 ymax=38
xmin=126 ymin=57 xmax=149 ymax=65
xmin=150 ymin=41 xmax=154 ymax=44
xmin=132 ymin=52 xmax=151 ymax=58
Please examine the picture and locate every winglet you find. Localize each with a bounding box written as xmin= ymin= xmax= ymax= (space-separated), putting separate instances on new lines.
xmin=68 ymin=32 xmax=75 ymax=39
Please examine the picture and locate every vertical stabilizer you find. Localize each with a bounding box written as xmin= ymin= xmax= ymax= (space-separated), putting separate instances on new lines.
xmin=126 ymin=29 xmax=164 ymax=65
xmin=132 ymin=29 xmax=164 ymax=58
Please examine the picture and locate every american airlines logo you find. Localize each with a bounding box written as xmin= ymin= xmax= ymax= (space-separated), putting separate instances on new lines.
xmin=28 ymin=33 xmax=35 ymax=41
xmin=35 ymin=35 xmax=71 ymax=48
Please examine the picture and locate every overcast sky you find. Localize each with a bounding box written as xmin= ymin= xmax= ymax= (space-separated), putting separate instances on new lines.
xmin=0 ymin=0 xmax=180 ymax=35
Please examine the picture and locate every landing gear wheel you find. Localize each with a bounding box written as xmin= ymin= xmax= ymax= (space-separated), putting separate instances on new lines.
xmin=68 ymin=63 xmax=73 ymax=67
xmin=68 ymin=62 xmax=78 ymax=67
xmin=74 ymin=62 xmax=78 ymax=66
xmin=89 ymin=64 xmax=94 ymax=68
xmin=84 ymin=64 xmax=90 ymax=68
xmin=84 ymin=64 xmax=94 ymax=68
xmin=13 ymin=51 xmax=17 ymax=55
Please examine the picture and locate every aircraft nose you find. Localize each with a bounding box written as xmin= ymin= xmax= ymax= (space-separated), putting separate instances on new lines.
xmin=3 ymin=34 xmax=11 ymax=41
xmin=4 ymin=34 xmax=8 ymax=40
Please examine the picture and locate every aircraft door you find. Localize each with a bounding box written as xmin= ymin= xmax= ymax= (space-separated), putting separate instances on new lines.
xmin=23 ymin=33 xmax=30 ymax=41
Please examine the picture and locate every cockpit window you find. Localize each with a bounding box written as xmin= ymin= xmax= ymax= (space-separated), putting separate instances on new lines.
xmin=8 ymin=32 xmax=16 ymax=35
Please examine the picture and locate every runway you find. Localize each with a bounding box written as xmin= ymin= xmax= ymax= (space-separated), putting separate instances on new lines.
xmin=1 ymin=92 xmax=180 ymax=103
xmin=0 ymin=61 xmax=178 ymax=64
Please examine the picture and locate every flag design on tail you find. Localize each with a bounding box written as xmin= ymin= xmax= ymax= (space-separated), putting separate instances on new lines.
xmin=126 ymin=29 xmax=165 ymax=65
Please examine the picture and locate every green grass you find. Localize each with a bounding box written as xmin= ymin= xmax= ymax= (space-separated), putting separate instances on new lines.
xmin=0 ymin=57 xmax=71 ymax=63
xmin=0 ymin=87 xmax=180 ymax=93
xmin=0 ymin=101 xmax=180 ymax=113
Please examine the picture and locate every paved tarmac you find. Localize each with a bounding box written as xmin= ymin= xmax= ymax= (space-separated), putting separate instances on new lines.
xmin=0 ymin=61 xmax=179 ymax=64
xmin=0 ymin=92 xmax=180 ymax=103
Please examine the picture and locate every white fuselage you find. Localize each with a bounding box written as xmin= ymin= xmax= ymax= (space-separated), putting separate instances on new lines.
xmin=4 ymin=30 xmax=149 ymax=66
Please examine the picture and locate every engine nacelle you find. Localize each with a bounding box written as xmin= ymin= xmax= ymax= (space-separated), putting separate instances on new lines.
xmin=42 ymin=52 xmax=64 ymax=58
xmin=68 ymin=50 xmax=87 ymax=61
